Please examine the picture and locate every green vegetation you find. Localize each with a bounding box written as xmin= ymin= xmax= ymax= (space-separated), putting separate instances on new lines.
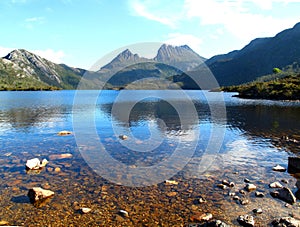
xmin=0 ymin=59 xmax=60 ymax=91
xmin=223 ymin=73 xmax=300 ymax=100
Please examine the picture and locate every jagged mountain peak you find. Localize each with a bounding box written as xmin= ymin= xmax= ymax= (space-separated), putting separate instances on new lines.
xmin=155 ymin=44 xmax=206 ymax=71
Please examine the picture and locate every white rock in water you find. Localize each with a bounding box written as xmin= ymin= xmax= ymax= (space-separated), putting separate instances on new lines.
xmin=28 ymin=187 xmax=54 ymax=202
xmin=26 ymin=158 xmax=48 ymax=170
xmin=80 ymin=208 xmax=92 ymax=214
xmin=26 ymin=158 xmax=41 ymax=170
xmin=272 ymin=164 xmax=286 ymax=172
xmin=269 ymin=182 xmax=283 ymax=188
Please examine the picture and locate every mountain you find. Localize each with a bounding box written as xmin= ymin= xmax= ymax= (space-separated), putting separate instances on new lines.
xmin=154 ymin=44 xmax=206 ymax=71
xmin=95 ymin=44 xmax=206 ymax=89
xmin=0 ymin=49 xmax=89 ymax=90
xmin=199 ymin=22 xmax=300 ymax=86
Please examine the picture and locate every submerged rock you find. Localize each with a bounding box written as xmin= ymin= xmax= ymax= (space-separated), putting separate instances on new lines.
xmin=28 ymin=187 xmax=54 ymax=207
xmin=237 ymin=215 xmax=255 ymax=227
xmin=49 ymin=153 xmax=73 ymax=160
xmin=272 ymin=164 xmax=286 ymax=172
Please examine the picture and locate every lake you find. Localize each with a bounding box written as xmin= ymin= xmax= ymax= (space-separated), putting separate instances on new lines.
xmin=0 ymin=90 xmax=299 ymax=226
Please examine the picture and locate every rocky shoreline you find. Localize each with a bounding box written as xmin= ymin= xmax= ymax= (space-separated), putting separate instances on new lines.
xmin=0 ymin=133 xmax=299 ymax=226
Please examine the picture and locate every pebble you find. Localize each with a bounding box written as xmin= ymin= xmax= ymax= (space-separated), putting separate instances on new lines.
xmin=228 ymin=192 xmax=235 ymax=196
xmin=54 ymin=167 xmax=61 ymax=173
xmin=119 ymin=135 xmax=128 ymax=140
xmin=217 ymin=184 xmax=227 ymax=190
xmin=272 ymin=164 xmax=286 ymax=172
xmin=239 ymin=189 xmax=246 ymax=195
xmin=244 ymin=178 xmax=251 ymax=183
xmin=239 ymin=199 xmax=249 ymax=205
xmin=233 ymin=196 xmax=239 ymax=200
xmin=253 ymin=208 xmax=263 ymax=214
xmin=245 ymin=183 xmax=257 ymax=192
xmin=57 ymin=130 xmax=72 ymax=136
xmin=165 ymin=180 xmax=178 ymax=185
xmin=166 ymin=192 xmax=177 ymax=197
xmin=190 ymin=213 xmax=213 ymax=222
xmin=198 ymin=196 xmax=207 ymax=204
xmin=269 ymin=182 xmax=283 ymax=188
xmin=118 ymin=210 xmax=129 ymax=218
xmin=255 ymin=192 xmax=265 ymax=198
xmin=80 ymin=208 xmax=92 ymax=214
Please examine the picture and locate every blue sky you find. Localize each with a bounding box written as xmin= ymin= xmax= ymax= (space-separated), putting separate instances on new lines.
xmin=0 ymin=0 xmax=299 ymax=69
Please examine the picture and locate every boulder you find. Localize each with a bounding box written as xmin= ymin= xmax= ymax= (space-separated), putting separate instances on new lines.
xmin=237 ymin=215 xmax=255 ymax=227
xmin=271 ymin=187 xmax=296 ymax=204
xmin=288 ymin=157 xmax=300 ymax=173
xmin=272 ymin=217 xmax=300 ymax=227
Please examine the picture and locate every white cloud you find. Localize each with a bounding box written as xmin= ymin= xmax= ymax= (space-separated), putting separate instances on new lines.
xmin=165 ymin=33 xmax=203 ymax=53
xmin=129 ymin=0 xmax=181 ymax=28
xmin=31 ymin=49 xmax=66 ymax=64
xmin=0 ymin=47 xmax=14 ymax=57
xmin=183 ymin=0 xmax=299 ymax=40
xmin=129 ymin=0 xmax=299 ymax=43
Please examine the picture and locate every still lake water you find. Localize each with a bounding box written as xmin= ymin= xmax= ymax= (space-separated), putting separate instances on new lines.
xmin=0 ymin=90 xmax=300 ymax=226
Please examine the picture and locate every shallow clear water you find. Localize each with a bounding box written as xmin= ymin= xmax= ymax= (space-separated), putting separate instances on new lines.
xmin=0 ymin=90 xmax=299 ymax=226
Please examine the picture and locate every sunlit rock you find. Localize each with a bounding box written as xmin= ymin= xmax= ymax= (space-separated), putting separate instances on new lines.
xmin=57 ymin=130 xmax=72 ymax=136
xmin=272 ymin=164 xmax=286 ymax=172
xmin=25 ymin=158 xmax=48 ymax=170
xmin=28 ymin=187 xmax=54 ymax=207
